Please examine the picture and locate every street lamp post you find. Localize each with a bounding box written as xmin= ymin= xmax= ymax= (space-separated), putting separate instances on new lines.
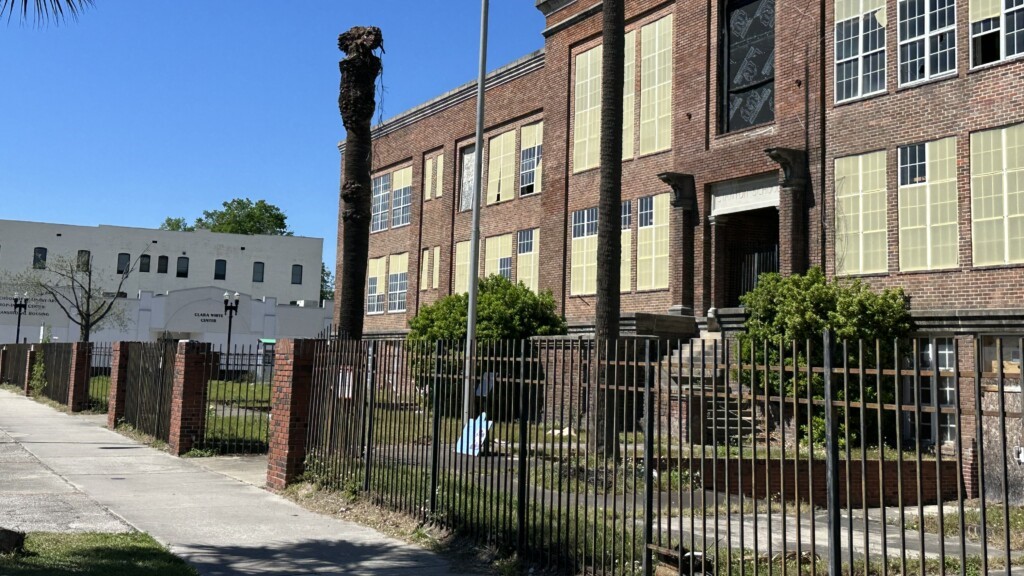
xmin=12 ymin=293 xmax=28 ymax=344
xmin=223 ymin=292 xmax=239 ymax=379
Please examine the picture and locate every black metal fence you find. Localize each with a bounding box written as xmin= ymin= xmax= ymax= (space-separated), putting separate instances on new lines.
xmin=87 ymin=342 xmax=112 ymax=412
xmin=305 ymin=335 xmax=1024 ymax=575
xmin=194 ymin=344 xmax=273 ymax=454
xmin=122 ymin=341 xmax=177 ymax=442
xmin=0 ymin=343 xmax=31 ymax=388
xmin=35 ymin=342 xmax=74 ymax=406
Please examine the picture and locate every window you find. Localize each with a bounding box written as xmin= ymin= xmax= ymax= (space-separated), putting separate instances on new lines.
xmin=640 ymin=14 xmax=674 ymax=150
xmin=971 ymin=123 xmax=1024 ymax=266
xmin=517 ymin=229 xmax=539 ymax=292
xmin=520 ymin=123 xmax=543 ymax=196
xmin=722 ymin=1 xmax=774 ymax=131
xmin=835 ymin=0 xmax=887 ymax=102
xmin=432 ymin=246 xmax=441 ymax=289
xmin=835 ymin=150 xmax=888 ymax=275
xmin=366 ymin=257 xmax=386 ymax=314
xmin=32 ymin=247 xmax=47 ymax=270
xmin=903 ymin=338 xmax=957 ymax=445
xmin=899 ymin=0 xmax=956 ymax=85
xmin=898 ymin=137 xmax=958 ymax=270
xmin=570 ymin=208 xmax=599 ymax=295
xmin=116 ymin=253 xmax=130 ymax=274
xmin=138 ymin=254 xmax=150 ymax=273
xmin=387 ymin=253 xmax=408 ymax=313
xmin=460 ymin=146 xmax=476 ymax=212
xmin=621 ymin=201 xmax=633 ymax=292
xmin=981 ymin=335 xmax=1023 ymax=376
xmin=971 ymin=0 xmax=1024 ymax=66
xmin=176 ymin=256 xmax=189 ymax=278
xmin=485 ymin=234 xmax=514 ymax=280
xmin=252 ymin=261 xmax=265 ymax=283
xmin=214 ymin=259 xmax=227 ymax=281
xmin=291 ymin=264 xmax=303 ymax=285
xmin=637 ymin=194 xmax=670 ymax=290
xmin=573 ymin=45 xmax=603 ymax=172
xmin=391 ymin=167 xmax=412 ymax=227
xmin=158 ymin=255 xmax=168 ymax=274
xmin=486 ymin=130 xmax=516 ymax=205
xmin=424 ymin=156 xmax=435 ymax=202
xmin=77 ymin=250 xmax=92 ymax=272
xmin=454 ymin=241 xmax=471 ymax=294
xmin=623 ymin=30 xmax=637 ymax=159
xmin=371 ymin=173 xmax=391 ymax=232
xmin=420 ymin=248 xmax=431 ymax=291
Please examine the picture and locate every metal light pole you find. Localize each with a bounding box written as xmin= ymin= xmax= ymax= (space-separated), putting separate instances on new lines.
xmin=223 ymin=292 xmax=239 ymax=379
xmin=12 ymin=293 xmax=28 ymax=344
xmin=462 ymin=0 xmax=489 ymax=427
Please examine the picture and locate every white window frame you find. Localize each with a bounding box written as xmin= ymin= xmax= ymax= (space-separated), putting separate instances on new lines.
xmin=970 ymin=0 xmax=1024 ymax=67
xmin=570 ymin=207 xmax=599 ymax=295
xmin=903 ymin=337 xmax=956 ymax=445
xmin=388 ymin=270 xmax=408 ymax=313
xmin=520 ymin=142 xmax=542 ymax=196
xmin=391 ymin=177 xmax=412 ymax=228
xmin=367 ymin=277 xmax=385 ymax=315
xmin=835 ymin=1 xmax=888 ymax=103
xmin=898 ymin=0 xmax=957 ymax=85
xmin=971 ymin=124 xmax=1024 ymax=266
xmin=371 ymin=173 xmax=391 ymax=233
xmin=897 ymin=138 xmax=958 ymax=271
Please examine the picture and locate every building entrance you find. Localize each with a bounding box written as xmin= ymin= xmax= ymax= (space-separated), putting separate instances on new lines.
xmin=724 ymin=207 xmax=779 ymax=306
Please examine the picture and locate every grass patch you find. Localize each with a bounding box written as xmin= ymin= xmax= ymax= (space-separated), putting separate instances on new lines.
xmin=114 ymin=422 xmax=168 ymax=452
xmin=530 ymin=456 xmax=691 ymax=496
xmin=87 ymin=376 xmax=110 ymax=411
xmin=197 ymin=411 xmax=269 ymax=455
xmin=206 ymin=379 xmax=271 ymax=411
xmin=904 ymin=504 xmax=1024 ymax=550
xmin=0 ymin=532 xmax=197 ymax=576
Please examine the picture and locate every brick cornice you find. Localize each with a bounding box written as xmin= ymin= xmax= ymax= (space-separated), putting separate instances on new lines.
xmin=541 ymin=1 xmax=601 ymax=37
xmin=535 ymin=0 xmax=578 ymax=17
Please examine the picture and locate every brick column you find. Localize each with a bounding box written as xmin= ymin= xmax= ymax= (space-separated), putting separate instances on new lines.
xmin=267 ymin=338 xmax=317 ymax=491
xmin=23 ymin=346 xmax=35 ymax=396
xmin=107 ymin=342 xmax=133 ymax=429
xmin=663 ymin=172 xmax=697 ymax=316
xmin=67 ymin=342 xmax=92 ymax=413
xmin=0 ymin=347 xmax=7 ymax=383
xmin=708 ymin=215 xmax=728 ymax=312
xmin=168 ymin=341 xmax=213 ymax=456
xmin=766 ymin=148 xmax=808 ymax=277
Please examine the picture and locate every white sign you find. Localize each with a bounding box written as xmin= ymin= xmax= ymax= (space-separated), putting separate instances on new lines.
xmin=711 ymin=174 xmax=780 ymax=216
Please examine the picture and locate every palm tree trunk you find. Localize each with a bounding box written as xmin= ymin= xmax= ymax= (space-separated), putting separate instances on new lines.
xmin=336 ymin=27 xmax=383 ymax=340
xmin=593 ymin=0 xmax=625 ymax=459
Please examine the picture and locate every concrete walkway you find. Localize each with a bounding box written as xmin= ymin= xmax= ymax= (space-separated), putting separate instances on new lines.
xmin=0 ymin=389 xmax=480 ymax=576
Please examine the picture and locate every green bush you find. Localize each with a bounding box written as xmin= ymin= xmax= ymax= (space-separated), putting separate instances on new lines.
xmin=408 ymin=275 xmax=566 ymax=342
xmin=738 ymin=267 xmax=912 ymax=448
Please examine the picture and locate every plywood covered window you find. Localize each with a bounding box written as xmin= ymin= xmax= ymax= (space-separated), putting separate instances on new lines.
xmin=520 ymin=123 xmax=543 ymax=196
xmin=573 ymin=45 xmax=602 ymax=173
xmin=835 ymin=0 xmax=887 ymax=102
xmin=640 ymin=15 xmax=674 ymax=151
xmin=423 ymin=156 xmax=435 ymax=202
xmin=722 ymin=0 xmax=774 ymax=132
xmin=622 ymin=30 xmax=637 ymax=160
xmin=570 ymin=207 xmax=598 ymax=295
xmin=637 ymin=193 xmax=670 ymax=290
xmin=387 ymin=253 xmax=408 ymax=313
xmin=835 ymin=150 xmax=888 ymax=275
xmin=432 ymin=246 xmax=441 ymax=289
xmin=972 ymin=123 xmax=1024 ymax=266
xmin=454 ymin=241 xmax=471 ymax=294
xmin=391 ymin=167 xmax=412 ymax=227
xmin=621 ymin=200 xmax=633 ymax=292
xmin=898 ymin=137 xmax=958 ymax=271
xmin=420 ymin=248 xmax=431 ymax=291
xmin=484 ymin=234 xmax=514 ymax=280
xmin=486 ymin=130 xmax=517 ymax=205
xmin=366 ymin=257 xmax=386 ymax=314
xmin=517 ymin=229 xmax=539 ymax=293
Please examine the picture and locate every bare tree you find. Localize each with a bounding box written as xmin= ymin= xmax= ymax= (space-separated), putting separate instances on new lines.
xmin=592 ymin=0 xmax=626 ymax=458
xmin=12 ymin=252 xmax=141 ymax=342
xmin=1 ymin=0 xmax=92 ymax=24
xmin=335 ymin=26 xmax=384 ymax=340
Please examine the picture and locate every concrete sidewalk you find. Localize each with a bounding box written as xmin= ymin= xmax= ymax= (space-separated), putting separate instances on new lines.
xmin=0 ymin=389 xmax=479 ymax=576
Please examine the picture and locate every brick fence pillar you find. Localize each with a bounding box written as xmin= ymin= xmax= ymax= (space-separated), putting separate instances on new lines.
xmin=23 ymin=346 xmax=35 ymax=396
xmin=168 ymin=341 xmax=213 ymax=456
xmin=266 ymin=339 xmax=317 ymax=491
xmin=107 ymin=342 xmax=133 ymax=429
xmin=0 ymin=347 xmax=7 ymax=384
xmin=67 ymin=342 xmax=92 ymax=413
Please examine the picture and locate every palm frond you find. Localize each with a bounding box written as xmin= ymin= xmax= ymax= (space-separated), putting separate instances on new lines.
xmin=1 ymin=0 xmax=94 ymax=25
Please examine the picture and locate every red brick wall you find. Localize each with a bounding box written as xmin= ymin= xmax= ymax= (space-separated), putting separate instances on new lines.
xmin=266 ymin=338 xmax=316 ymax=491
xmin=107 ymin=342 xmax=133 ymax=429
xmin=167 ymin=341 xmax=212 ymax=456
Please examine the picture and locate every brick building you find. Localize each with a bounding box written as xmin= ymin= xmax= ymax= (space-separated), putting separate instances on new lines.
xmin=336 ymin=0 xmax=1024 ymax=357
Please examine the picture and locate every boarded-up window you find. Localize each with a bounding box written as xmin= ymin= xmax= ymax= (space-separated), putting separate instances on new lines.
xmin=898 ymin=137 xmax=958 ymax=271
xmin=486 ymin=130 xmax=517 ymax=205
xmin=573 ymin=45 xmax=602 ymax=173
xmin=570 ymin=208 xmax=598 ymax=295
xmin=640 ymin=15 xmax=674 ymax=152
xmin=517 ymin=229 xmax=539 ymax=293
xmin=972 ymin=123 xmax=1024 ymax=266
xmin=637 ymin=193 xmax=670 ymax=290
xmin=835 ymin=150 xmax=888 ymax=275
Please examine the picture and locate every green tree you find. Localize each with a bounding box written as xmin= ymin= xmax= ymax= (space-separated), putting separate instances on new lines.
xmin=158 ymin=217 xmax=194 ymax=232
xmin=408 ymin=275 xmax=566 ymax=342
xmin=160 ymin=198 xmax=291 ymax=236
xmin=321 ymin=262 xmax=334 ymax=302
xmin=1 ymin=0 xmax=91 ymax=24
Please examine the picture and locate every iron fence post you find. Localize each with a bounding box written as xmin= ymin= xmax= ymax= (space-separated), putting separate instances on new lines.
xmin=429 ymin=341 xmax=442 ymax=516
xmin=642 ymin=338 xmax=654 ymax=576
xmin=516 ymin=340 xmax=529 ymax=557
xmin=823 ymin=330 xmax=841 ymax=576
xmin=363 ymin=340 xmax=377 ymax=493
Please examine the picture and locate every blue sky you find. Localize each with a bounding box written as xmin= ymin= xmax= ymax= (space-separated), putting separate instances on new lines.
xmin=0 ymin=1 xmax=546 ymax=271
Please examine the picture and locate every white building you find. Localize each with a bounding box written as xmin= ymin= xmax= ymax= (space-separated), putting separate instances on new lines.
xmin=0 ymin=219 xmax=332 ymax=344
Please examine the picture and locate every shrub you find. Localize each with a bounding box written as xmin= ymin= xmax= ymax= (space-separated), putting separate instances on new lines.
xmin=408 ymin=275 xmax=566 ymax=342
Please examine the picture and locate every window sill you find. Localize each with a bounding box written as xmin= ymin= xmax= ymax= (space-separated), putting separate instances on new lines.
xmin=835 ymin=270 xmax=889 ymax=278
xmin=834 ymin=89 xmax=888 ymax=108
xmin=634 ymin=287 xmax=670 ymax=294
xmin=387 ymin=309 xmax=407 ymax=315
xmin=969 ymin=52 xmax=1024 ymax=74
xmin=519 ymin=191 xmax=541 ymax=200
xmin=391 ymin=222 xmax=411 ymax=230
xmin=971 ymin=262 xmax=1024 ymax=271
xmin=715 ymin=121 xmax=775 ymax=139
xmin=367 ymin=311 xmax=385 ymax=316
xmin=636 ymin=147 xmax=672 ymax=160
xmin=370 ymin=228 xmax=388 ymax=235
xmin=896 ymin=72 xmax=957 ymax=92
xmin=892 ymin=266 xmax=960 ymax=275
